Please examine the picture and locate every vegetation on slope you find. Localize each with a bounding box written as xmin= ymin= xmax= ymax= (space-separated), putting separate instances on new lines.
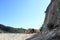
xmin=0 ymin=24 xmax=40 ymax=33
xmin=0 ymin=24 xmax=26 ymax=33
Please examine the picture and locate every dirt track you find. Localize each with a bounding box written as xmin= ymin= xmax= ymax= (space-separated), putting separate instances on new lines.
xmin=0 ymin=33 xmax=35 ymax=40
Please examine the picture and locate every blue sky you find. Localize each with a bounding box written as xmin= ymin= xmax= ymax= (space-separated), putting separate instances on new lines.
xmin=0 ymin=0 xmax=50 ymax=29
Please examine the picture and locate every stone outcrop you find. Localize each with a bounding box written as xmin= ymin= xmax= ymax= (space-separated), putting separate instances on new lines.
xmin=26 ymin=0 xmax=60 ymax=40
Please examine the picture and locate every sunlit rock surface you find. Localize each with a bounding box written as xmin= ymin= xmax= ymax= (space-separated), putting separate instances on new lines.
xmin=26 ymin=0 xmax=60 ymax=40
xmin=0 ymin=33 xmax=35 ymax=40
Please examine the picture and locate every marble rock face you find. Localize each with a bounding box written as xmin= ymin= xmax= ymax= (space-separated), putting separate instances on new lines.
xmin=26 ymin=0 xmax=60 ymax=40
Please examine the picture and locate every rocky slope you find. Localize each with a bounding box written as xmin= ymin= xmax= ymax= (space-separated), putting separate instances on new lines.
xmin=26 ymin=0 xmax=60 ymax=40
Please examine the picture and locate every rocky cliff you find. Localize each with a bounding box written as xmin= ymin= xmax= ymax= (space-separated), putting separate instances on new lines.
xmin=26 ymin=0 xmax=60 ymax=40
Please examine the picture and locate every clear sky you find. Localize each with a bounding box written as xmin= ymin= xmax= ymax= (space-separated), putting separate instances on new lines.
xmin=0 ymin=0 xmax=50 ymax=29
